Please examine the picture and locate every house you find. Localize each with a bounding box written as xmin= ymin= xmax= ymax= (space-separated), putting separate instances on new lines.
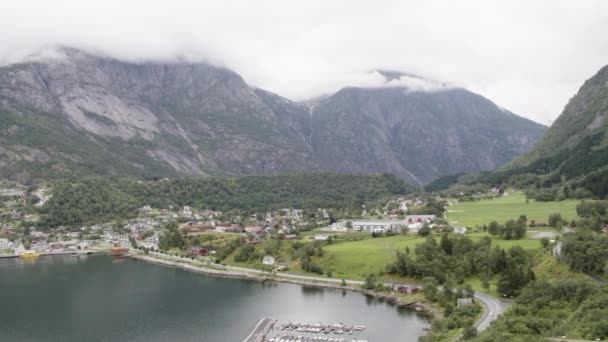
xmin=186 ymin=247 xmax=208 ymax=256
xmin=182 ymin=206 xmax=193 ymax=217
xmin=0 ymin=238 xmax=13 ymax=250
xmin=330 ymin=222 xmax=348 ymax=232
xmin=283 ymin=234 xmax=298 ymax=240
xmin=140 ymin=205 xmax=152 ymax=215
xmin=314 ymin=234 xmax=329 ymax=241
xmin=396 ymin=286 xmax=420 ymax=294
xmin=262 ymin=256 xmax=275 ymax=266
xmin=454 ymin=227 xmax=467 ymax=234
xmin=386 ymin=210 xmax=402 ymax=218
xmin=457 ymin=298 xmax=474 ymax=307
xmin=244 ymin=225 xmax=263 ymax=234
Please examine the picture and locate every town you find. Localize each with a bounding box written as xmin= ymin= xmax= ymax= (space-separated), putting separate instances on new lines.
xmin=0 ymin=181 xmax=443 ymax=263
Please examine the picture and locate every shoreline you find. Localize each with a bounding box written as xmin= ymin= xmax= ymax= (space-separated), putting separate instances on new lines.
xmin=0 ymin=250 xmax=101 ymax=259
xmin=127 ymin=252 xmax=438 ymax=318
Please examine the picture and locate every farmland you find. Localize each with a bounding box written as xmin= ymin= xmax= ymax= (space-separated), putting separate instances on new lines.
xmin=446 ymin=192 xmax=579 ymax=227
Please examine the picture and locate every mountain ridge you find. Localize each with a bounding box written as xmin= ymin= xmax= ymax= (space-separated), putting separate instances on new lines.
xmin=0 ymin=48 xmax=547 ymax=185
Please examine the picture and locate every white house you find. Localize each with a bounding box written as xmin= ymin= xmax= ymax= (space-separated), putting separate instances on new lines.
xmin=407 ymin=222 xmax=424 ymax=233
xmin=262 ymin=256 xmax=275 ymax=266
xmin=330 ymin=222 xmax=349 ymax=232
xmin=0 ymin=238 xmax=13 ymax=250
xmin=314 ymin=234 xmax=330 ymax=241
xmin=454 ymin=227 xmax=467 ymax=234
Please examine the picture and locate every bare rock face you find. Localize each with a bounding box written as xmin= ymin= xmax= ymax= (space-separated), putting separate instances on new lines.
xmin=309 ymin=87 xmax=546 ymax=185
xmin=0 ymin=48 xmax=546 ymax=184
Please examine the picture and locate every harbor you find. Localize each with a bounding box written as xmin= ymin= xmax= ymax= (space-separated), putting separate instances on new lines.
xmin=245 ymin=320 xmax=369 ymax=342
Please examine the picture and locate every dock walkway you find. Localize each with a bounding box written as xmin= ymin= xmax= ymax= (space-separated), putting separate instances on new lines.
xmin=243 ymin=318 xmax=275 ymax=342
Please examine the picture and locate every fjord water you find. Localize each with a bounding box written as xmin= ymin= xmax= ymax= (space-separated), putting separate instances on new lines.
xmin=0 ymin=255 xmax=428 ymax=341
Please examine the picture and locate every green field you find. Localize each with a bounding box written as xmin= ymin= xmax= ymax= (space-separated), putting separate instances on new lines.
xmin=446 ymin=192 xmax=579 ymax=227
xmin=312 ymin=232 xmax=544 ymax=280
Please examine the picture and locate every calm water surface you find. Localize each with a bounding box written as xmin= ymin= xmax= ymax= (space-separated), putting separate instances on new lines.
xmin=0 ymin=255 xmax=428 ymax=341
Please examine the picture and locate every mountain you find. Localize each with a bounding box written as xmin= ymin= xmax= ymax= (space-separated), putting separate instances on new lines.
xmin=496 ymin=64 xmax=608 ymax=196
xmin=0 ymin=48 xmax=318 ymax=180
xmin=309 ymin=84 xmax=546 ymax=185
xmin=0 ymin=48 xmax=546 ymax=185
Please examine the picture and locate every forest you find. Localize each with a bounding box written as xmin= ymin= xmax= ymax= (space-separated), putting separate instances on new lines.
xmin=38 ymin=173 xmax=415 ymax=228
xmin=472 ymin=280 xmax=608 ymax=341
xmin=386 ymin=234 xmax=536 ymax=296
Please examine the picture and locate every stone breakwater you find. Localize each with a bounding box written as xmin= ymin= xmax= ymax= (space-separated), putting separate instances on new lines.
xmin=127 ymin=253 xmax=437 ymax=318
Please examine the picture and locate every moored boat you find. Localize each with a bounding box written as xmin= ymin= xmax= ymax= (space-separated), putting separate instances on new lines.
xmin=19 ymin=251 xmax=39 ymax=259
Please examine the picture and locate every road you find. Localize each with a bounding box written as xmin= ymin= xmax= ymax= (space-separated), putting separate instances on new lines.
xmin=473 ymin=292 xmax=511 ymax=331
xmin=140 ymin=252 xmax=510 ymax=335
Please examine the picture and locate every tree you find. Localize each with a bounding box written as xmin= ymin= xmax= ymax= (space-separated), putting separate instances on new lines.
xmin=423 ymin=276 xmax=439 ymax=301
xmin=440 ymin=233 xmax=453 ymax=255
xmin=364 ymin=273 xmax=378 ymax=290
xmin=548 ymin=213 xmax=563 ymax=228
xmin=341 ymin=279 xmax=347 ymax=287
xmin=488 ymin=221 xmax=500 ymax=236
xmin=462 ymin=325 xmax=477 ymax=340
xmin=513 ymin=219 xmax=527 ymax=239
xmin=418 ymin=226 xmax=431 ymax=236
xmin=540 ymin=237 xmax=550 ymax=248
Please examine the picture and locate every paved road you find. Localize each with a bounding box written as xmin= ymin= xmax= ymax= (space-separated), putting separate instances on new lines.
xmin=473 ymin=292 xmax=511 ymax=331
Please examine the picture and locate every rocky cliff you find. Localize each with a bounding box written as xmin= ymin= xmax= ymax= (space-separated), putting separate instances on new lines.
xmin=0 ymin=49 xmax=546 ymax=185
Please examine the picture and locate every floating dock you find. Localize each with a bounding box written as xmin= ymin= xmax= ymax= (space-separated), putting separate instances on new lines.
xmin=243 ymin=318 xmax=276 ymax=342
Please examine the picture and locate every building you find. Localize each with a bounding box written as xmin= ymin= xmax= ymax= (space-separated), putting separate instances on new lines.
xmin=352 ymin=220 xmax=408 ymax=232
xmin=0 ymin=238 xmax=13 ymax=250
xmin=244 ymin=225 xmax=263 ymax=234
xmin=262 ymin=256 xmax=275 ymax=266
xmin=457 ymin=298 xmax=474 ymax=307
xmin=454 ymin=227 xmax=467 ymax=234
xmin=405 ymin=215 xmax=436 ymax=223
xmin=182 ymin=206 xmax=193 ymax=217
xmin=314 ymin=234 xmax=329 ymax=241
xmin=407 ymin=222 xmax=424 ymax=233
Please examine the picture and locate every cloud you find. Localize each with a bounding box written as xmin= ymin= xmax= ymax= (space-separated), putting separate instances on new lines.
xmin=1 ymin=0 xmax=608 ymax=125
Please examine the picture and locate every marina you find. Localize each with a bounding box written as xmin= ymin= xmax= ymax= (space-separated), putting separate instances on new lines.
xmin=245 ymin=320 xmax=370 ymax=342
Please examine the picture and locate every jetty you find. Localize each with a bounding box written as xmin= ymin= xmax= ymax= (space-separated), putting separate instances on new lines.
xmin=243 ymin=318 xmax=276 ymax=342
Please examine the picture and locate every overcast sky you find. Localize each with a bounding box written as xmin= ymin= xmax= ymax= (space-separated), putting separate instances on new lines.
xmin=1 ymin=0 xmax=608 ymax=124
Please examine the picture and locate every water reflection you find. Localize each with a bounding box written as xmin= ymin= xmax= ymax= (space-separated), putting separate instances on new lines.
xmin=0 ymin=255 xmax=429 ymax=342
xmin=301 ymin=286 xmax=325 ymax=296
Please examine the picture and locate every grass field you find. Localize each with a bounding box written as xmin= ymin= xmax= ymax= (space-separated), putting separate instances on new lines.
xmin=446 ymin=192 xmax=579 ymax=227
xmin=311 ymin=232 xmax=544 ymax=280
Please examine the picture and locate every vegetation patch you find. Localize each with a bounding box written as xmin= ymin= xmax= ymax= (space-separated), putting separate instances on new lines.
xmin=446 ymin=192 xmax=578 ymax=227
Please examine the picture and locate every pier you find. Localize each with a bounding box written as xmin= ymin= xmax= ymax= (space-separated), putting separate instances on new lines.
xmin=251 ymin=320 xmax=368 ymax=342
xmin=243 ymin=318 xmax=276 ymax=342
